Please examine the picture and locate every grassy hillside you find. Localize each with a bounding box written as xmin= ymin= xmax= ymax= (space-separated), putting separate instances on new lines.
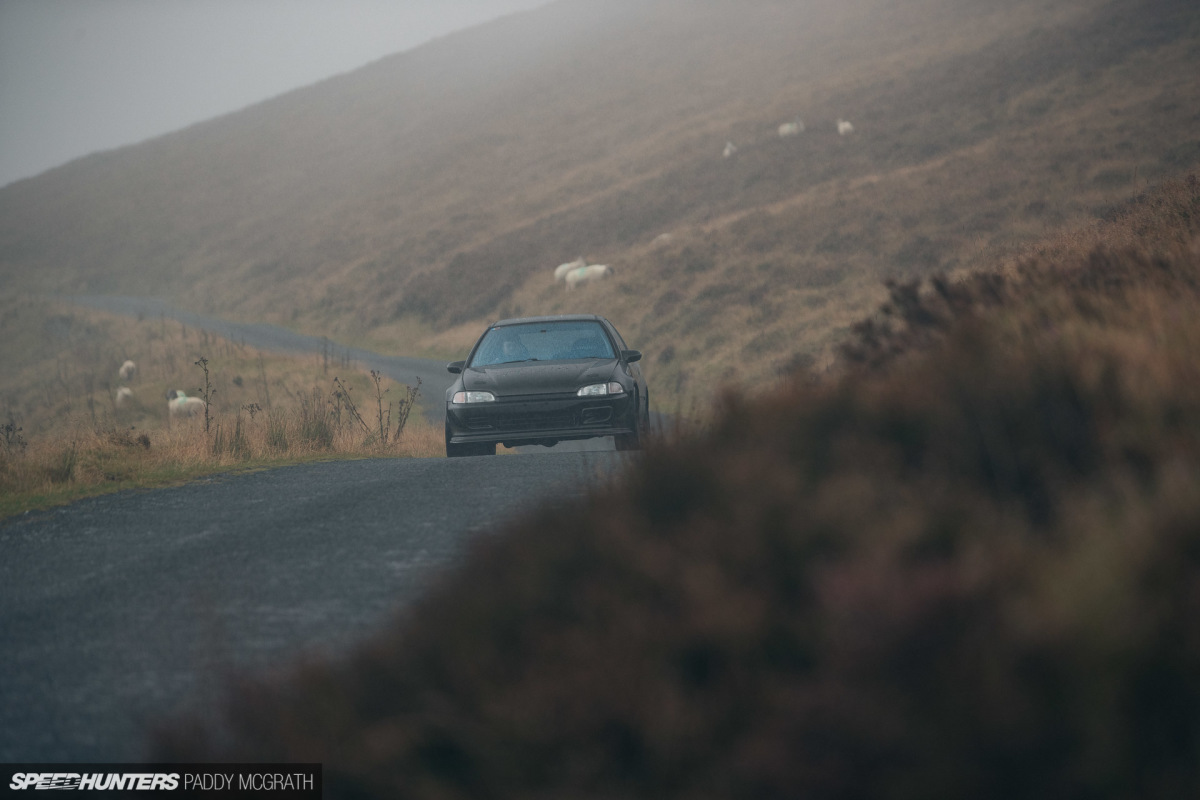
xmin=1 ymin=0 xmax=1198 ymax=402
xmin=156 ymin=174 xmax=1200 ymax=796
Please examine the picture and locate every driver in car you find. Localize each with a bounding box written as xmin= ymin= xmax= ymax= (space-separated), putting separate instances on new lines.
xmin=501 ymin=338 xmax=529 ymax=362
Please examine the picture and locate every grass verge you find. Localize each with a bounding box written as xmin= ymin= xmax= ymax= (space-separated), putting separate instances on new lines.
xmin=0 ymin=301 xmax=442 ymax=521
xmin=0 ymin=418 xmax=444 ymax=522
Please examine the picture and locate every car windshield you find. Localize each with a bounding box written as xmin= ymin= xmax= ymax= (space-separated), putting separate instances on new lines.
xmin=470 ymin=321 xmax=616 ymax=367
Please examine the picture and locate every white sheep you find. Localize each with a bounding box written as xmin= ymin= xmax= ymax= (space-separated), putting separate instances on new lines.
xmin=554 ymin=257 xmax=587 ymax=283
xmin=565 ymin=264 xmax=613 ymax=290
xmin=723 ymin=141 xmax=738 ymax=158
xmin=837 ymin=119 xmax=855 ymax=136
xmin=166 ymin=389 xmax=206 ymax=418
xmin=118 ymin=360 xmax=137 ymax=381
xmin=115 ymin=387 xmax=133 ymax=409
xmin=778 ymin=118 xmax=805 ymax=138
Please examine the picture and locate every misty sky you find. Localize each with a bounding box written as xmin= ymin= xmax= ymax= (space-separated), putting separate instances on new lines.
xmin=0 ymin=0 xmax=548 ymax=188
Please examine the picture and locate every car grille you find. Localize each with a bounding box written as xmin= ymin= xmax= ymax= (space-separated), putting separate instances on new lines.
xmin=464 ymin=410 xmax=615 ymax=432
xmin=491 ymin=411 xmax=577 ymax=432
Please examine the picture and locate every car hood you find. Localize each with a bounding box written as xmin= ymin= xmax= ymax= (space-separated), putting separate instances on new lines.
xmin=462 ymin=359 xmax=617 ymax=397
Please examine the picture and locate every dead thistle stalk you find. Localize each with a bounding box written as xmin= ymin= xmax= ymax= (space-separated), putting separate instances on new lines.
xmin=395 ymin=377 xmax=422 ymax=440
xmin=371 ymin=369 xmax=390 ymax=445
xmin=194 ymin=356 xmax=215 ymax=434
xmin=332 ymin=376 xmax=370 ymax=437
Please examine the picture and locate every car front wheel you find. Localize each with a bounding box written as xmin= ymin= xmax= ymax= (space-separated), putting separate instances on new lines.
xmin=614 ymin=395 xmax=644 ymax=452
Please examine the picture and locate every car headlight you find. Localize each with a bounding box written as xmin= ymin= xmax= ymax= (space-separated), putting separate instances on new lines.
xmin=452 ymin=391 xmax=496 ymax=404
xmin=577 ymin=382 xmax=625 ymax=397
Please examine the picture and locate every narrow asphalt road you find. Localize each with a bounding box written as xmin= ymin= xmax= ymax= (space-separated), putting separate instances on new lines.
xmin=0 ymin=450 xmax=624 ymax=762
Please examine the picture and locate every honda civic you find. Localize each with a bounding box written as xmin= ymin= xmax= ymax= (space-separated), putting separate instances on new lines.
xmin=444 ymin=315 xmax=649 ymax=456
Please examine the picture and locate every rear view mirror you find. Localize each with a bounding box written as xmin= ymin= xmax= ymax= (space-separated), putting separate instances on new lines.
xmin=447 ymin=361 xmax=465 ymax=374
xmin=622 ymin=350 xmax=643 ymax=364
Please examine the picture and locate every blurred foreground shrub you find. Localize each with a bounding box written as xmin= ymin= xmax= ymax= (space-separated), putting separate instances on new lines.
xmin=158 ymin=176 xmax=1200 ymax=799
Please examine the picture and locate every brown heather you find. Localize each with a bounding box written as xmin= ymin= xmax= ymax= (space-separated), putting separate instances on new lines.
xmin=841 ymin=173 xmax=1200 ymax=368
xmin=155 ymin=176 xmax=1200 ymax=796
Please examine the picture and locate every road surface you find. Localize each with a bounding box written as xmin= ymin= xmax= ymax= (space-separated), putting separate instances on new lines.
xmin=0 ymin=450 xmax=624 ymax=762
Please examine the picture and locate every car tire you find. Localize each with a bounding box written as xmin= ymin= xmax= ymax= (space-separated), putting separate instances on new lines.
xmin=615 ymin=394 xmax=643 ymax=452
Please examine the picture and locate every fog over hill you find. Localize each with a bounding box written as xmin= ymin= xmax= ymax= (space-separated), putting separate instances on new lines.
xmin=2 ymin=0 xmax=1198 ymax=396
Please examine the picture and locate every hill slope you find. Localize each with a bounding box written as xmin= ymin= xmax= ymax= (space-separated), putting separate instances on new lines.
xmin=2 ymin=0 xmax=1198 ymax=397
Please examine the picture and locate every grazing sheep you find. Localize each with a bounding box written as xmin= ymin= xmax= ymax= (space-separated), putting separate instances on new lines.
xmin=118 ymin=360 xmax=137 ymax=380
xmin=778 ymin=118 xmax=805 ymax=138
xmin=723 ymin=141 xmax=738 ymax=158
xmin=115 ymin=387 xmax=133 ymax=409
xmin=837 ymin=119 xmax=855 ymax=136
xmin=565 ymin=264 xmax=613 ymax=290
xmin=554 ymin=257 xmax=587 ymax=283
xmin=166 ymin=389 xmax=206 ymax=418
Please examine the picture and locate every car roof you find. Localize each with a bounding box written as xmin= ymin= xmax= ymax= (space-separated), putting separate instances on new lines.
xmin=491 ymin=314 xmax=606 ymax=327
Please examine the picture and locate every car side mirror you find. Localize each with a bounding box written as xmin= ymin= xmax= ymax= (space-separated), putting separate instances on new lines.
xmin=622 ymin=350 xmax=643 ymax=364
xmin=447 ymin=361 xmax=465 ymax=374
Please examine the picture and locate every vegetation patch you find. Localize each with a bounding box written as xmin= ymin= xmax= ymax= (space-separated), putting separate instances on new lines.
xmin=0 ymin=301 xmax=441 ymax=520
xmin=3 ymin=0 xmax=1199 ymax=412
xmin=156 ymin=176 xmax=1200 ymax=796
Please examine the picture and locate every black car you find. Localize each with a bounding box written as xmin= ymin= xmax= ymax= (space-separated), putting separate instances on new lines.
xmin=444 ymin=315 xmax=650 ymax=456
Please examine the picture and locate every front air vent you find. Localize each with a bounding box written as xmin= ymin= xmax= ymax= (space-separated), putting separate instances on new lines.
xmin=581 ymin=407 xmax=613 ymax=425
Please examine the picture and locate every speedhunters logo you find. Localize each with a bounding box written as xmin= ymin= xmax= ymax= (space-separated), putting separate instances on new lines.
xmin=1 ymin=765 xmax=320 ymax=798
xmin=9 ymin=773 xmax=179 ymax=791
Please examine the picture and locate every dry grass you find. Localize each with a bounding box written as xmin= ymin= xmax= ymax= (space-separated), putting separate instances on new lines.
xmin=386 ymin=0 xmax=1200 ymax=408
xmin=839 ymin=173 xmax=1200 ymax=368
xmin=0 ymin=411 xmax=444 ymax=520
xmin=2 ymin=0 xmax=1197 ymax=412
xmin=0 ymin=299 xmax=441 ymax=519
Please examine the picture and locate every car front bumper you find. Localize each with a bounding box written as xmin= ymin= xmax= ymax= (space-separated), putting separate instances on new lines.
xmin=446 ymin=392 xmax=636 ymax=446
